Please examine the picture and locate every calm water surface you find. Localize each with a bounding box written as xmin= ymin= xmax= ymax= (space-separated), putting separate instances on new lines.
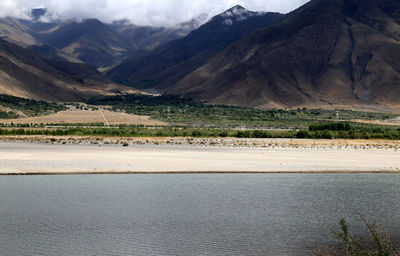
xmin=0 ymin=174 xmax=399 ymax=256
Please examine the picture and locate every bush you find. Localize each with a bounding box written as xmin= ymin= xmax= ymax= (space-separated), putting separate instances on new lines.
xmin=191 ymin=130 xmax=206 ymax=137
xmin=313 ymin=130 xmax=334 ymax=139
xmin=235 ymin=130 xmax=251 ymax=138
xmin=0 ymin=110 xmax=18 ymax=119
xmin=309 ymin=122 xmax=352 ymax=132
xmin=252 ymin=130 xmax=271 ymax=138
xmin=315 ymin=218 xmax=399 ymax=256
xmin=296 ymin=130 xmax=310 ymax=139
xmin=219 ymin=130 xmax=229 ymax=137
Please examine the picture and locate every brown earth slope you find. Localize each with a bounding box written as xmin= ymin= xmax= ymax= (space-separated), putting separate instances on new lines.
xmin=0 ymin=39 xmax=136 ymax=102
xmin=106 ymin=6 xmax=284 ymax=90
xmin=165 ymin=0 xmax=400 ymax=111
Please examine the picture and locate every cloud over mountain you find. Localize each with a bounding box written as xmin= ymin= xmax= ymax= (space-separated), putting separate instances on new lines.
xmin=0 ymin=0 xmax=309 ymax=27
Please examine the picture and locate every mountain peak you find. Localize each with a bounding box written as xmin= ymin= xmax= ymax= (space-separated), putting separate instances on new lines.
xmin=31 ymin=8 xmax=47 ymax=21
xmin=82 ymin=18 xmax=103 ymax=25
xmin=219 ymin=5 xmax=258 ymax=25
xmin=222 ymin=5 xmax=250 ymax=16
xmin=227 ymin=5 xmax=247 ymax=12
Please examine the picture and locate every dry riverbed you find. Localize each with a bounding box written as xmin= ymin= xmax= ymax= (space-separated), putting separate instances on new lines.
xmin=0 ymin=136 xmax=399 ymax=174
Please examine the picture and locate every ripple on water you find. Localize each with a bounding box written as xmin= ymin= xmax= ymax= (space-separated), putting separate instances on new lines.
xmin=0 ymin=174 xmax=399 ymax=255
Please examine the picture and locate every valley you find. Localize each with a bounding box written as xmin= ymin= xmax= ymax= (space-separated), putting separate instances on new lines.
xmin=0 ymin=2 xmax=399 ymax=255
xmin=0 ymin=1 xmax=399 ymax=143
xmin=2 ymin=0 xmax=400 ymax=112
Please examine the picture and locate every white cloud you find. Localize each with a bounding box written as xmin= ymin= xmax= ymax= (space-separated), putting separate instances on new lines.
xmin=0 ymin=0 xmax=310 ymax=27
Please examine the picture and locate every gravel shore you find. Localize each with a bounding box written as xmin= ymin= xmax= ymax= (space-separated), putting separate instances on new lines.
xmin=0 ymin=137 xmax=399 ymax=174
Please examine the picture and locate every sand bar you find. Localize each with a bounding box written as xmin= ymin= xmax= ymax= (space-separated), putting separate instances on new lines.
xmin=0 ymin=139 xmax=399 ymax=174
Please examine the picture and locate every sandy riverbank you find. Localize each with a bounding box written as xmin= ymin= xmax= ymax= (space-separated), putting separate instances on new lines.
xmin=0 ymin=137 xmax=399 ymax=174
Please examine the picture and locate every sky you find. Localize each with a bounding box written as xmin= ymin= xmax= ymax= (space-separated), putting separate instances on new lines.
xmin=0 ymin=0 xmax=310 ymax=27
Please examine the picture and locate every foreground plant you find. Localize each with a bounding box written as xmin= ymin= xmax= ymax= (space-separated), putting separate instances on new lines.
xmin=315 ymin=218 xmax=399 ymax=256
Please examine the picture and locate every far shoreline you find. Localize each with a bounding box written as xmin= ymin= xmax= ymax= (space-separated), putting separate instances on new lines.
xmin=2 ymin=170 xmax=400 ymax=176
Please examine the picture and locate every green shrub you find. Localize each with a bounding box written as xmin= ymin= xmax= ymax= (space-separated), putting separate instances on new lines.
xmin=235 ymin=130 xmax=251 ymax=138
xmin=315 ymin=218 xmax=399 ymax=256
xmin=219 ymin=130 xmax=229 ymax=137
xmin=296 ymin=130 xmax=310 ymax=139
xmin=309 ymin=122 xmax=352 ymax=132
xmin=0 ymin=110 xmax=18 ymax=119
xmin=252 ymin=130 xmax=271 ymax=138
xmin=191 ymin=130 xmax=205 ymax=137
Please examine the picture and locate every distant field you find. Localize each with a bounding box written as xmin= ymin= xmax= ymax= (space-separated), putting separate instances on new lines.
xmin=353 ymin=116 xmax=400 ymax=126
xmin=1 ymin=94 xmax=400 ymax=135
xmin=0 ymin=94 xmax=66 ymax=117
xmin=0 ymin=109 xmax=166 ymax=126
xmin=89 ymin=95 xmax=400 ymax=128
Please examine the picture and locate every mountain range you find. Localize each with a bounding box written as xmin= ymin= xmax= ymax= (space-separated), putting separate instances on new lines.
xmin=0 ymin=39 xmax=135 ymax=101
xmin=0 ymin=10 xmax=201 ymax=68
xmin=161 ymin=0 xmax=400 ymax=111
xmin=1 ymin=0 xmax=400 ymax=111
xmin=106 ymin=6 xmax=283 ymax=89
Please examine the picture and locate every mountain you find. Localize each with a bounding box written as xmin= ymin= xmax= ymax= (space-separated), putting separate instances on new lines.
xmin=106 ymin=6 xmax=284 ymax=89
xmin=27 ymin=44 xmax=82 ymax=63
xmin=0 ymin=39 xmax=135 ymax=101
xmin=109 ymin=15 xmax=208 ymax=51
xmin=0 ymin=9 xmax=207 ymax=68
xmin=0 ymin=16 xmax=198 ymax=68
xmin=0 ymin=17 xmax=38 ymax=46
xmin=164 ymin=0 xmax=400 ymax=110
xmin=36 ymin=19 xmax=137 ymax=68
xmin=30 ymin=8 xmax=47 ymax=21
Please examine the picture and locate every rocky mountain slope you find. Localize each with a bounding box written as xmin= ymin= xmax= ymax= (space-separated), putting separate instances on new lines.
xmin=2 ymin=1 xmax=400 ymax=111
xmin=106 ymin=6 xmax=284 ymax=89
xmin=36 ymin=19 xmax=136 ymax=68
xmin=109 ymin=15 xmax=208 ymax=51
xmin=0 ymin=11 xmax=200 ymax=68
xmin=0 ymin=39 xmax=135 ymax=102
xmin=164 ymin=0 xmax=400 ymax=110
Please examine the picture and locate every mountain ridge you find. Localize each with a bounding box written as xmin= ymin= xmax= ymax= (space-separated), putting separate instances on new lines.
xmin=0 ymin=15 xmax=201 ymax=68
xmin=163 ymin=0 xmax=400 ymax=111
xmin=106 ymin=6 xmax=284 ymax=89
xmin=0 ymin=39 xmax=136 ymax=102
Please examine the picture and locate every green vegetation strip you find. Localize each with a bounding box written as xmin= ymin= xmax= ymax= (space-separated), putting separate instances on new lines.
xmin=0 ymin=94 xmax=66 ymax=118
xmin=1 ymin=123 xmax=399 ymax=140
xmin=89 ymin=95 xmax=397 ymax=128
xmin=0 ymin=111 xmax=19 ymax=119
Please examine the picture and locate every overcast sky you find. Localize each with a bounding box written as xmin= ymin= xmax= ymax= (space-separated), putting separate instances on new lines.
xmin=1 ymin=0 xmax=310 ymax=27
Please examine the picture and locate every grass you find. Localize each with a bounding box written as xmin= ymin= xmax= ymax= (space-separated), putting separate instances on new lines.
xmin=0 ymin=110 xmax=19 ymax=119
xmin=0 ymin=126 xmax=292 ymax=138
xmin=0 ymin=125 xmax=298 ymax=138
xmin=297 ymin=123 xmax=400 ymax=140
xmin=0 ymin=94 xmax=398 ymax=139
xmin=88 ymin=95 xmax=397 ymax=128
xmin=0 ymin=122 xmax=399 ymax=140
xmin=0 ymin=94 xmax=67 ymax=118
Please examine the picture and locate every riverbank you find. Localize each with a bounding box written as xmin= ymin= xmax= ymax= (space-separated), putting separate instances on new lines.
xmin=0 ymin=137 xmax=399 ymax=174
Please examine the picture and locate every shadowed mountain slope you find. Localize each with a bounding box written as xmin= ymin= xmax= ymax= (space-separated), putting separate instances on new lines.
xmin=0 ymin=39 xmax=135 ymax=101
xmin=106 ymin=6 xmax=284 ymax=89
xmin=109 ymin=15 xmax=208 ymax=51
xmin=0 ymin=14 xmax=202 ymax=68
xmin=37 ymin=19 xmax=136 ymax=68
xmin=0 ymin=17 xmax=38 ymax=46
xmin=164 ymin=0 xmax=400 ymax=110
